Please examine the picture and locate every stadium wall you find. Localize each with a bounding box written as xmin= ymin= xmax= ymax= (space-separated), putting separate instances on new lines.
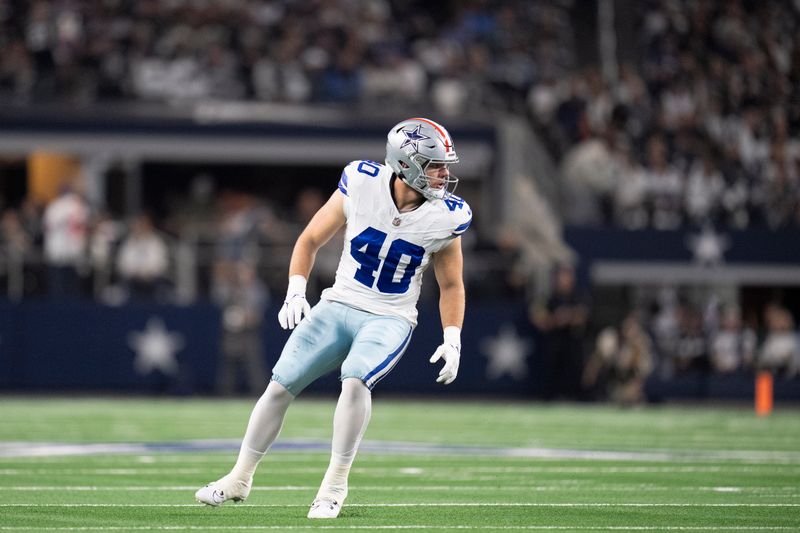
xmin=1 ymin=299 xmax=798 ymax=401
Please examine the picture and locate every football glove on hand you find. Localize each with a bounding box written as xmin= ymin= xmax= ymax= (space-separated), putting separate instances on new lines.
xmin=429 ymin=326 xmax=461 ymax=385
xmin=278 ymin=275 xmax=312 ymax=330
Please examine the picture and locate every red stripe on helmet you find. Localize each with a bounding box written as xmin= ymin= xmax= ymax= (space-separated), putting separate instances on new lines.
xmin=409 ymin=117 xmax=453 ymax=153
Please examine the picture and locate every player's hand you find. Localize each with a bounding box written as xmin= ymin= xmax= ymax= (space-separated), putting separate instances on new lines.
xmin=278 ymin=275 xmax=312 ymax=330
xmin=429 ymin=326 xmax=461 ymax=385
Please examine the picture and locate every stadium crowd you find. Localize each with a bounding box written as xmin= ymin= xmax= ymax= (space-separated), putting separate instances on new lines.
xmin=1 ymin=0 xmax=799 ymax=231
xmin=0 ymin=0 xmax=573 ymax=108
xmin=540 ymin=0 xmax=800 ymax=230
xmin=580 ymin=290 xmax=799 ymax=404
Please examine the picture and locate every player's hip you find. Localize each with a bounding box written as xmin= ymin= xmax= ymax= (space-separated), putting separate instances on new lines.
xmin=320 ymin=286 xmax=418 ymax=326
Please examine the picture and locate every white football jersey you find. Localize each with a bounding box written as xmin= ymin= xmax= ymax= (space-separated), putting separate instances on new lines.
xmin=320 ymin=160 xmax=472 ymax=325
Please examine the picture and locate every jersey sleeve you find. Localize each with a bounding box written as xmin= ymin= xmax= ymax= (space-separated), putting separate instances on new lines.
xmin=448 ymin=197 xmax=472 ymax=238
xmin=337 ymin=161 xmax=359 ymax=197
xmin=338 ymin=160 xmax=383 ymax=197
xmin=337 ymin=161 xmax=364 ymax=219
xmin=337 ymin=160 xmax=384 ymax=220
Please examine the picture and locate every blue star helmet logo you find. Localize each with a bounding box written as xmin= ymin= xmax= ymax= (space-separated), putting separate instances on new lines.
xmin=400 ymin=124 xmax=430 ymax=152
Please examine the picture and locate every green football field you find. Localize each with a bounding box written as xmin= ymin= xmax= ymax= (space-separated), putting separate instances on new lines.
xmin=1 ymin=396 xmax=799 ymax=532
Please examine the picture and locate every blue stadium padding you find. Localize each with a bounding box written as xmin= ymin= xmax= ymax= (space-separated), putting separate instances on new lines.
xmin=1 ymin=299 xmax=798 ymax=400
xmin=565 ymin=227 xmax=800 ymax=264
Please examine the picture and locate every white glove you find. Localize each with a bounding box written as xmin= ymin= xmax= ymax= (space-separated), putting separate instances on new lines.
xmin=278 ymin=275 xmax=312 ymax=330
xmin=429 ymin=326 xmax=461 ymax=385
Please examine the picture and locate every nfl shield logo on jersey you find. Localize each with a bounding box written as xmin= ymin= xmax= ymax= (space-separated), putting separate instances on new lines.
xmin=392 ymin=217 xmax=402 ymax=226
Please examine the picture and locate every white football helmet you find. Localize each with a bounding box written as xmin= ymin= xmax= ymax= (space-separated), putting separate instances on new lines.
xmin=385 ymin=117 xmax=459 ymax=201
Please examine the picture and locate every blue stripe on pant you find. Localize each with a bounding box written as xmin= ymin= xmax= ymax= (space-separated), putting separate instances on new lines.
xmin=362 ymin=327 xmax=413 ymax=389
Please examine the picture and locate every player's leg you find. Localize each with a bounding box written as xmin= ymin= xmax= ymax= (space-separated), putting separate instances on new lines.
xmin=197 ymin=300 xmax=351 ymax=506
xmin=195 ymin=380 xmax=293 ymax=505
xmin=308 ymin=313 xmax=412 ymax=518
xmin=307 ymin=377 xmax=371 ymax=518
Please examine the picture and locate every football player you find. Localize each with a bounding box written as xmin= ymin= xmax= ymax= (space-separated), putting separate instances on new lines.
xmin=195 ymin=117 xmax=472 ymax=518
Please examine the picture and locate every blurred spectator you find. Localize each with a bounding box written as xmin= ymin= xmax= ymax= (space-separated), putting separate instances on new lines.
xmin=212 ymin=260 xmax=269 ymax=395
xmin=0 ymin=209 xmax=32 ymax=258
xmin=0 ymin=209 xmax=32 ymax=300
xmin=709 ymin=306 xmax=757 ymax=374
xmin=644 ymin=134 xmax=684 ymax=230
xmin=762 ymin=140 xmax=800 ymax=229
xmin=467 ymin=229 xmax=527 ymax=302
xmin=561 ymin=136 xmax=614 ymax=225
xmin=673 ymin=306 xmax=708 ymax=374
xmin=685 ymin=147 xmax=725 ymax=226
xmin=582 ymin=326 xmax=617 ymax=401
xmin=531 ymin=264 xmax=589 ymax=400
xmin=17 ymin=198 xmax=43 ymax=246
xmin=165 ymin=173 xmax=218 ymax=241
xmin=89 ymin=211 xmax=123 ymax=300
xmin=0 ymin=38 xmax=35 ymax=103
xmin=116 ymin=213 xmax=170 ymax=302
xmin=611 ymin=313 xmax=654 ymax=404
xmin=649 ymin=286 xmax=681 ymax=377
xmin=583 ymin=312 xmax=654 ymax=405
xmin=251 ymin=37 xmax=312 ymax=103
xmin=319 ymin=54 xmax=362 ymax=102
xmin=758 ymin=303 xmax=800 ymax=378
xmin=42 ymin=183 xmax=90 ymax=299
xmin=215 ymin=191 xmax=269 ymax=265
xmin=612 ymin=141 xmax=649 ymax=229
xmin=362 ymin=48 xmax=427 ymax=105
xmin=718 ymin=150 xmax=753 ymax=229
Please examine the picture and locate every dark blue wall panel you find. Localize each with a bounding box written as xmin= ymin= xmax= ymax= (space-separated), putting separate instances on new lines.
xmin=2 ymin=299 xmax=798 ymax=400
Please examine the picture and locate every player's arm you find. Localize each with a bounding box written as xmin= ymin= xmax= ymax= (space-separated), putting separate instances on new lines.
xmin=288 ymin=190 xmax=346 ymax=278
xmin=278 ymin=190 xmax=346 ymax=330
xmin=429 ymin=237 xmax=465 ymax=385
xmin=433 ymin=236 xmax=465 ymax=330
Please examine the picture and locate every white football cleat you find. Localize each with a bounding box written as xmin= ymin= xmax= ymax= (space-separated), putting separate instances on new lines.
xmin=195 ymin=475 xmax=252 ymax=506
xmin=307 ymin=497 xmax=341 ymax=519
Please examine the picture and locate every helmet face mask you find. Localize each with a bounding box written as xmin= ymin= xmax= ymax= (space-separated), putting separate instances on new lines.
xmin=385 ymin=118 xmax=459 ymax=201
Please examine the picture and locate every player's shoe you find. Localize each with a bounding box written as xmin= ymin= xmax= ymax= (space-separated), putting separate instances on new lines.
xmin=307 ymin=497 xmax=342 ymax=519
xmin=195 ymin=475 xmax=252 ymax=506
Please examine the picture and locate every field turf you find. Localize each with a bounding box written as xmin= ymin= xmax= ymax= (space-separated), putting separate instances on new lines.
xmin=0 ymin=396 xmax=798 ymax=532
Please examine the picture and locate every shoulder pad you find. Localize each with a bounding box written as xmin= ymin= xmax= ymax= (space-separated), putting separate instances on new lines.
xmin=338 ymin=160 xmax=383 ymax=196
xmin=442 ymin=194 xmax=472 ymax=237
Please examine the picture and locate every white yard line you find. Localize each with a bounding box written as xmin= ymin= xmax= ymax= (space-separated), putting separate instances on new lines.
xmin=3 ymin=465 xmax=799 ymax=475
xmin=429 ymin=466 xmax=800 ymax=474
xmin=3 ymin=454 xmax=797 ymax=466
xmin=0 ymin=469 xmax=210 ymax=475
xmin=1 ymin=440 xmax=799 ymax=463
xmin=0 ymin=526 xmax=797 ymax=531
xmin=3 ymin=485 xmax=799 ymax=493
xmin=1 ymin=503 xmax=799 ymax=507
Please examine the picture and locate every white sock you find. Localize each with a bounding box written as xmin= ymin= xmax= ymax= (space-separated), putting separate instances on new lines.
xmin=316 ymin=378 xmax=372 ymax=501
xmin=229 ymin=380 xmax=294 ymax=481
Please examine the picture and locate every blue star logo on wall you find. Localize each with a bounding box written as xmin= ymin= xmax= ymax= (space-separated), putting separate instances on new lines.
xmin=400 ymin=125 xmax=430 ymax=151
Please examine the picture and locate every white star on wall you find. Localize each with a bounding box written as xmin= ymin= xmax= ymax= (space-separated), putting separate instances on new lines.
xmin=480 ymin=324 xmax=533 ymax=381
xmin=128 ymin=317 xmax=184 ymax=376
xmin=687 ymin=226 xmax=729 ymax=266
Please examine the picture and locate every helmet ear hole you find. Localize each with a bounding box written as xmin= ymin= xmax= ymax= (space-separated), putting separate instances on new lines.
xmin=400 ymin=161 xmax=410 ymax=169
